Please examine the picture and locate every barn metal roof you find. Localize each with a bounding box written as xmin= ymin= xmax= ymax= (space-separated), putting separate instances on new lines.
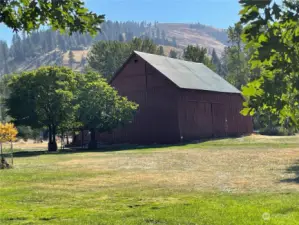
xmin=134 ymin=51 xmax=241 ymax=94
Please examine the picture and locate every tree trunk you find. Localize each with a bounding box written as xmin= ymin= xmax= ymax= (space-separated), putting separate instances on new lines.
xmin=0 ymin=143 xmax=3 ymax=160
xmin=61 ymin=132 xmax=64 ymax=150
xmin=81 ymin=129 xmax=84 ymax=148
xmin=48 ymin=125 xmax=58 ymax=152
xmin=10 ymin=141 xmax=13 ymax=166
xmin=88 ymin=128 xmax=97 ymax=149
xmin=72 ymin=132 xmax=77 ymax=145
xmin=48 ymin=125 xmax=52 ymax=144
xmin=66 ymin=134 xmax=69 ymax=145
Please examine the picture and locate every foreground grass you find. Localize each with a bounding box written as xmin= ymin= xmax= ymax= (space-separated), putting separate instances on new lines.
xmin=1 ymin=135 xmax=299 ymax=224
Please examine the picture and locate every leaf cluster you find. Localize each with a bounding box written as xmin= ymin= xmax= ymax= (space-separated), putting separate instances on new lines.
xmin=0 ymin=0 xmax=105 ymax=35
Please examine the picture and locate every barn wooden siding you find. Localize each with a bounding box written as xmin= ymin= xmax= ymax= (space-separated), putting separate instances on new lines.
xmin=178 ymin=89 xmax=253 ymax=141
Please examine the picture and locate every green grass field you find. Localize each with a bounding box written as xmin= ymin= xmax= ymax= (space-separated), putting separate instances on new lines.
xmin=1 ymin=135 xmax=299 ymax=224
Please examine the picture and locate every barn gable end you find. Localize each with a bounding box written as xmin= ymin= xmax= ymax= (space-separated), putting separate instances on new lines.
xmin=100 ymin=53 xmax=181 ymax=144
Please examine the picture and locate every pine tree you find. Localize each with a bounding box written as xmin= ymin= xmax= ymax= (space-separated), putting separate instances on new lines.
xmin=126 ymin=31 xmax=134 ymax=41
xmin=11 ymin=33 xmax=24 ymax=61
xmin=211 ymin=49 xmax=222 ymax=75
xmin=161 ymin=30 xmax=166 ymax=45
xmin=172 ymin=37 xmax=177 ymax=47
xmin=158 ymin=46 xmax=164 ymax=56
xmin=169 ymin=49 xmax=178 ymax=59
xmin=68 ymin=50 xmax=75 ymax=68
xmin=118 ymin=33 xmax=125 ymax=42
xmin=58 ymin=34 xmax=67 ymax=52
xmin=183 ymin=45 xmax=207 ymax=63
xmin=0 ymin=41 xmax=9 ymax=74
xmin=80 ymin=54 xmax=86 ymax=66
xmin=56 ymin=53 xmax=63 ymax=66
xmin=156 ymin=28 xmax=161 ymax=44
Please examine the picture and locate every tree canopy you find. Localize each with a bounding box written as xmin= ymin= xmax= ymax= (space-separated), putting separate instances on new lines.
xmin=183 ymin=45 xmax=215 ymax=70
xmin=239 ymin=0 xmax=299 ymax=129
xmin=5 ymin=67 xmax=138 ymax=151
xmin=87 ymin=38 xmax=160 ymax=80
xmin=0 ymin=0 xmax=105 ymax=35
xmin=6 ymin=67 xmax=79 ymax=151
xmin=77 ymin=71 xmax=138 ymax=149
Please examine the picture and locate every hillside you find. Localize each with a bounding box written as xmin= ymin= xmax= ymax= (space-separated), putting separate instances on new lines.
xmin=158 ymin=23 xmax=226 ymax=56
xmin=0 ymin=22 xmax=228 ymax=75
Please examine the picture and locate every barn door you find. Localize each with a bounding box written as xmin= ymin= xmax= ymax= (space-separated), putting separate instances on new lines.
xmin=211 ymin=103 xmax=227 ymax=137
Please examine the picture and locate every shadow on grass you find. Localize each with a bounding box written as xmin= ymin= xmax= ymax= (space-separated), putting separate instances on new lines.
xmin=3 ymin=136 xmax=228 ymax=158
xmin=281 ymin=160 xmax=299 ymax=183
xmin=3 ymin=142 xmax=190 ymax=158
xmin=4 ymin=135 xmax=252 ymax=158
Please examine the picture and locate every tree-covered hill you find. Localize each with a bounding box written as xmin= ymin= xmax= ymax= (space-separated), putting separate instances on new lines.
xmin=0 ymin=21 xmax=228 ymax=76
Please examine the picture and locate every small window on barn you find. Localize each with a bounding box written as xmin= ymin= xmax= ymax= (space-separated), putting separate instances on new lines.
xmin=134 ymin=59 xmax=138 ymax=63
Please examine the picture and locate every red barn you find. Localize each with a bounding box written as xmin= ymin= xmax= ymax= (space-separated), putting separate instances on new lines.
xmin=77 ymin=51 xmax=253 ymax=146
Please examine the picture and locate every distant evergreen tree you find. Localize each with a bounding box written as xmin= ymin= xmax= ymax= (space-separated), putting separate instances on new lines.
xmin=53 ymin=51 xmax=63 ymax=66
xmin=118 ymin=33 xmax=125 ymax=42
xmin=11 ymin=33 xmax=24 ymax=61
xmin=161 ymin=30 xmax=166 ymax=44
xmin=126 ymin=31 xmax=134 ymax=41
xmin=151 ymin=30 xmax=155 ymax=39
xmin=35 ymin=58 xmax=41 ymax=67
xmin=0 ymin=41 xmax=9 ymax=73
xmin=184 ymin=45 xmax=207 ymax=63
xmin=88 ymin=38 xmax=159 ymax=80
xmin=58 ymin=35 xmax=67 ymax=52
xmin=184 ymin=45 xmax=215 ymax=70
xmin=169 ymin=49 xmax=178 ymax=59
xmin=156 ymin=28 xmax=161 ymax=44
xmin=158 ymin=46 xmax=164 ymax=56
xmin=80 ymin=54 xmax=86 ymax=67
xmin=68 ymin=50 xmax=75 ymax=68
xmin=172 ymin=37 xmax=177 ymax=47
xmin=211 ymin=48 xmax=222 ymax=75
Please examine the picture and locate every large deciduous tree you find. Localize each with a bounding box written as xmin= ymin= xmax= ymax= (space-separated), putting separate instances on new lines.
xmin=239 ymin=0 xmax=299 ymax=130
xmin=77 ymin=71 xmax=138 ymax=149
xmin=6 ymin=67 xmax=79 ymax=151
xmin=0 ymin=0 xmax=105 ymax=34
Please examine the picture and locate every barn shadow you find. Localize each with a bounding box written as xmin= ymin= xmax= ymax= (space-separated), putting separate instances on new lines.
xmin=280 ymin=160 xmax=299 ymax=183
xmin=3 ymin=143 xmax=190 ymax=158
xmin=5 ymin=135 xmax=246 ymax=158
xmin=4 ymin=137 xmax=229 ymax=158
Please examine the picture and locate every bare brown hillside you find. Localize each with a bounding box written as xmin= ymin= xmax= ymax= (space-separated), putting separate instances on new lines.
xmin=158 ymin=23 xmax=226 ymax=56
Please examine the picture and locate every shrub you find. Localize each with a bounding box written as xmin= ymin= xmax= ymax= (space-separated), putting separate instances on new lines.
xmin=259 ymin=127 xmax=296 ymax=136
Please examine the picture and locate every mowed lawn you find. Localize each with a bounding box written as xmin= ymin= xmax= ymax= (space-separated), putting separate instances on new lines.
xmin=2 ymin=135 xmax=299 ymax=224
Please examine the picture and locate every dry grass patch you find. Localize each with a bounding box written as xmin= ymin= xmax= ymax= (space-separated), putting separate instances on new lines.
xmin=50 ymin=146 xmax=299 ymax=193
xmin=2 ymin=139 xmax=48 ymax=150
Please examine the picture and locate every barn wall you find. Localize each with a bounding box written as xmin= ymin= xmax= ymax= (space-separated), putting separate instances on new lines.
xmin=99 ymin=54 xmax=181 ymax=144
xmin=178 ymin=89 xmax=253 ymax=141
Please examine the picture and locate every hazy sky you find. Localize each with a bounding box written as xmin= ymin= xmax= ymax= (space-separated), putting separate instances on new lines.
xmin=0 ymin=0 xmax=252 ymax=44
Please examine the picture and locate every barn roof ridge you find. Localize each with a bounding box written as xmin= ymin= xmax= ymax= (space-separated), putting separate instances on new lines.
xmin=133 ymin=51 xmax=241 ymax=94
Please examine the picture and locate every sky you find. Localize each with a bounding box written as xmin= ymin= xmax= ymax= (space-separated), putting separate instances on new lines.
xmin=0 ymin=0 xmax=242 ymax=44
